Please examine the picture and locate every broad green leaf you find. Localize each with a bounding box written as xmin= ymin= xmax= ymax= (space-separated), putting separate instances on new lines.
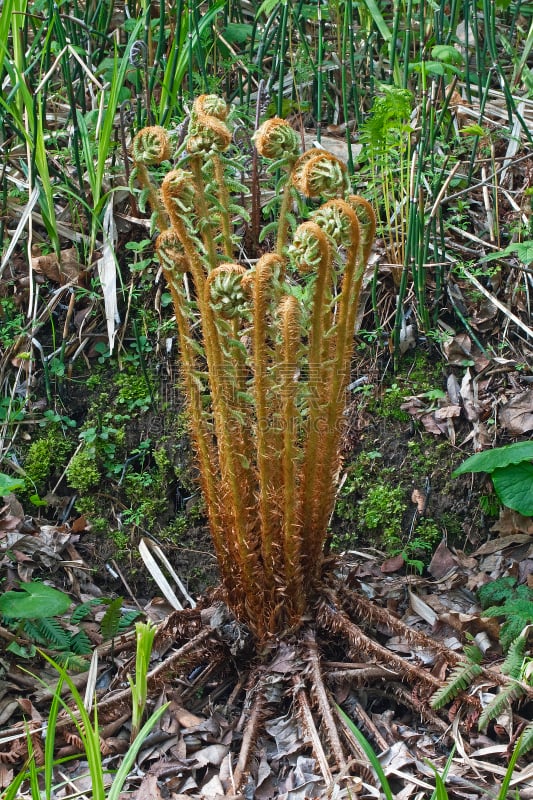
xmin=431 ymin=44 xmax=464 ymax=66
xmin=453 ymin=442 xmax=533 ymax=476
xmin=492 ymin=463 xmax=533 ymax=516
xmin=0 ymin=473 xmax=25 ymax=495
xmin=256 ymin=0 xmax=280 ymax=17
xmin=223 ymin=23 xmax=254 ymax=43
xmin=0 ymin=582 xmax=71 ymax=620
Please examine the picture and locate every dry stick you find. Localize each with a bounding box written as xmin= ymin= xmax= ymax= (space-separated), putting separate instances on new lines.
xmin=461 ymin=264 xmax=533 ymax=340
xmin=292 ymin=675 xmax=333 ymax=783
xmin=333 ymin=710 xmax=379 ymax=785
xmin=232 ymin=690 xmax=265 ymax=790
xmin=305 ymin=631 xmax=348 ymax=772
xmin=317 ymin=601 xmax=443 ymax=693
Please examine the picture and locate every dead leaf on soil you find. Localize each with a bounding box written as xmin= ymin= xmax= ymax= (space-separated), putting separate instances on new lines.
xmin=443 ymin=333 xmax=472 ymax=365
xmin=31 ymin=248 xmax=82 ymax=284
xmin=428 ymin=540 xmax=460 ymax=579
xmin=381 ymin=553 xmax=405 ymax=573
xmin=490 ymin=508 xmax=533 ymax=536
xmin=499 ymin=389 xmax=533 ymax=434
xmin=473 ymin=533 xmax=533 ymax=556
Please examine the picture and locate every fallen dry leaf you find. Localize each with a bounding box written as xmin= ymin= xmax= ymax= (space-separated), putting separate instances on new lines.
xmin=499 ymin=389 xmax=533 ymax=434
xmin=411 ymin=488 xmax=427 ymax=514
xmin=31 ymin=248 xmax=82 ymax=284
xmin=428 ymin=540 xmax=460 ymax=579
xmin=490 ymin=508 xmax=533 ymax=536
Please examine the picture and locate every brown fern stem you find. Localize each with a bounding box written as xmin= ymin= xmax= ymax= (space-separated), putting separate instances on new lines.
xmin=213 ymin=154 xmax=233 ymax=258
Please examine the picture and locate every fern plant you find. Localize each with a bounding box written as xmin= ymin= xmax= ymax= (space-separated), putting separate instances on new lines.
xmin=0 ymin=585 xmax=140 ymax=671
xmin=478 ymin=577 xmax=533 ymax=652
xmin=132 ymin=96 xmax=376 ymax=639
xmin=431 ymin=624 xmax=533 ymax=757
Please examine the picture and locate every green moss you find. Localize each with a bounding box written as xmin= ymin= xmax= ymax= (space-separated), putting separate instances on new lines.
xmin=66 ymin=449 xmax=101 ymax=493
xmin=359 ymin=484 xmax=407 ymax=545
xmin=24 ymin=428 xmax=73 ymax=494
xmin=115 ymin=372 xmax=152 ymax=414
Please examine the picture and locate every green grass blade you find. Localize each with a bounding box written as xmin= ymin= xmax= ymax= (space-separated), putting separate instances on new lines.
xmin=44 ymin=674 xmax=64 ymax=800
xmin=497 ymin=733 xmax=524 ymax=800
xmin=92 ymin=16 xmax=144 ymax=246
xmin=361 ymin=0 xmax=392 ymax=42
xmin=107 ymin=703 xmax=169 ymax=800
xmin=336 ymin=705 xmax=393 ymax=800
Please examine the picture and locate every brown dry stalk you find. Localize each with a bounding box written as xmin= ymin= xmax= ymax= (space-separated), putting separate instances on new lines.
xmin=316 ymin=599 xmax=443 ymax=693
xmin=292 ymin=675 xmax=333 ymax=783
xmin=305 ymin=630 xmax=348 ymax=772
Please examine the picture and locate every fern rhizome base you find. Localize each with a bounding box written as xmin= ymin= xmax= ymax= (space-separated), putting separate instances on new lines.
xmin=123 ymin=97 xmax=533 ymax=794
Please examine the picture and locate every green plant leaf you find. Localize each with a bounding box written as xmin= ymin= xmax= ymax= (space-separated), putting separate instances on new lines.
xmin=0 ymin=472 xmax=25 ymax=495
xmin=0 ymin=582 xmax=71 ymax=619
xmin=431 ymin=44 xmax=465 ymax=66
xmin=100 ymin=596 xmax=124 ymax=640
xmin=452 ymin=442 xmax=533 ymax=476
xmin=336 ymin=706 xmax=393 ymax=800
xmin=491 ymin=462 xmax=533 ymax=516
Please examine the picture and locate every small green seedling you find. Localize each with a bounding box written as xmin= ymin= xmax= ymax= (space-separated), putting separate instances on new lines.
xmin=453 ymin=441 xmax=533 ymax=517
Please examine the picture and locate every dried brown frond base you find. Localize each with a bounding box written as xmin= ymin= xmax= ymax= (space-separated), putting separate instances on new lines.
xmin=2 ymin=573 xmax=532 ymax=799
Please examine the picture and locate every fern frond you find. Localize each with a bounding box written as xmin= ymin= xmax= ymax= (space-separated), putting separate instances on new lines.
xmin=33 ymin=618 xmax=70 ymax=650
xmin=69 ymin=630 xmax=92 ymax=655
xmin=71 ymin=598 xmax=105 ymax=625
xmin=100 ymin=597 xmax=124 ymax=640
xmin=501 ymin=632 xmax=529 ymax=677
xmin=430 ymin=662 xmax=483 ymax=710
xmin=478 ymin=577 xmax=518 ymax=609
xmin=463 ymin=642 xmax=483 ymax=664
xmin=478 ymin=680 xmax=526 ymax=732
xmin=54 ymin=652 xmax=90 ymax=672
xmin=518 ymin=721 xmax=533 ymax=758
xmin=118 ymin=610 xmax=142 ymax=632
xmin=23 ymin=619 xmax=51 ymax=646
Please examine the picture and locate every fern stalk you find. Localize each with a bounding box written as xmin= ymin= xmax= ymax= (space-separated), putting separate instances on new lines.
xmin=132 ymin=98 xmax=376 ymax=637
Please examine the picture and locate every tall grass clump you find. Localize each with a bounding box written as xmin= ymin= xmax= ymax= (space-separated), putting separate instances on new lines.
xmin=132 ymin=97 xmax=375 ymax=638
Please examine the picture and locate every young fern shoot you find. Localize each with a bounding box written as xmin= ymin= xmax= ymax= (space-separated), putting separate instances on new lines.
xmin=132 ymin=96 xmax=376 ymax=639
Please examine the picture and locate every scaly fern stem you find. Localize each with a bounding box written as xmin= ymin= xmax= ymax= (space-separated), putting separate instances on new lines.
xmin=213 ymin=155 xmax=233 ymax=258
xmin=280 ymin=295 xmax=304 ymax=617
xmin=189 ymin=156 xmax=219 ymax=269
xmin=135 ymin=163 xmax=169 ymax=232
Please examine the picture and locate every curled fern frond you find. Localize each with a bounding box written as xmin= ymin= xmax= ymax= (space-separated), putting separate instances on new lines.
xmin=161 ymin=169 xmax=196 ymax=216
xmin=288 ymin=221 xmax=331 ymax=273
xmin=430 ymin=661 xmax=483 ymax=710
xmin=156 ymin=230 xmax=190 ymax=274
xmin=254 ymin=117 xmax=300 ymax=162
xmin=312 ymin=199 xmax=358 ymax=248
xmin=292 ymin=149 xmax=348 ymax=199
xmin=187 ymin=96 xmax=232 ymax=156
xmin=478 ymin=680 xmax=526 ymax=732
xmin=132 ymin=126 xmax=170 ymax=165
xmin=206 ymin=264 xmax=248 ymax=320
xmin=193 ymin=94 xmax=228 ymax=121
